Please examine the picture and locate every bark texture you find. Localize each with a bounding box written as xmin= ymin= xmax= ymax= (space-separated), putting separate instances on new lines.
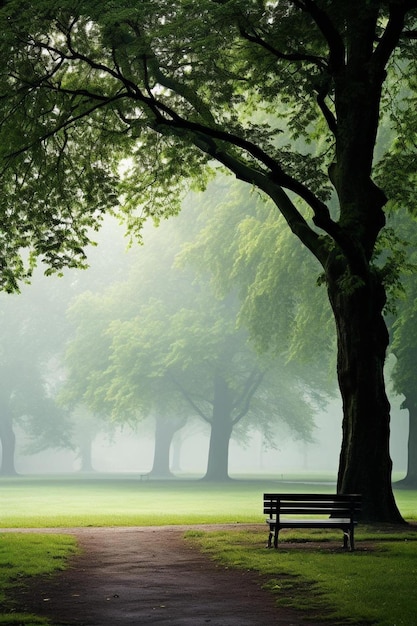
xmin=327 ymin=260 xmax=403 ymax=522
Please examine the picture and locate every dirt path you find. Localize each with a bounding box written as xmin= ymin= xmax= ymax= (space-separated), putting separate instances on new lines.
xmin=8 ymin=525 xmax=327 ymax=625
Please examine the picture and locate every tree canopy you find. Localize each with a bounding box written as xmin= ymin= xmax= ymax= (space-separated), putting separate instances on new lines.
xmin=61 ymin=199 xmax=321 ymax=479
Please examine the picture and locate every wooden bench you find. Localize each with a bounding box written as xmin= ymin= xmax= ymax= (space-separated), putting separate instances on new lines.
xmin=264 ymin=493 xmax=361 ymax=551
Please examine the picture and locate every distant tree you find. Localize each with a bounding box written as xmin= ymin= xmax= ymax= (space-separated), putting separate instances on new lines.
xmin=0 ymin=282 xmax=72 ymax=475
xmin=149 ymin=414 xmax=187 ymax=478
xmin=0 ymin=217 xmax=133 ymax=475
xmin=62 ymin=204 xmax=320 ymax=480
xmin=179 ymin=176 xmax=336 ymax=372
xmin=67 ymin=407 xmax=104 ymax=473
xmin=390 ymin=258 xmax=417 ymax=487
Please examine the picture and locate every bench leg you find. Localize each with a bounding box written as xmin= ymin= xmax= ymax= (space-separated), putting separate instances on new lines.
xmin=349 ymin=528 xmax=355 ymax=552
xmin=267 ymin=524 xmax=280 ymax=548
xmin=343 ymin=529 xmax=355 ymax=551
xmin=267 ymin=525 xmax=274 ymax=548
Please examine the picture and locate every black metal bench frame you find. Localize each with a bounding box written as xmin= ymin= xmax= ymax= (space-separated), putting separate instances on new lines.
xmin=264 ymin=493 xmax=362 ymax=551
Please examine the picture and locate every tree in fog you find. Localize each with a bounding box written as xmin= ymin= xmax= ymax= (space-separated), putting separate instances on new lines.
xmin=0 ymin=219 xmax=135 ymax=475
xmin=59 ymin=217 xmax=195 ymax=477
xmin=389 ymin=242 xmax=417 ymax=487
xmin=62 ymin=205 xmax=319 ymax=480
xmin=2 ymin=1 xmax=417 ymax=517
xmin=0 ymin=281 xmax=72 ymax=475
xmin=180 ymin=177 xmax=336 ymax=375
xmin=390 ymin=325 xmax=417 ymax=487
xmin=108 ymin=288 xmax=316 ymax=481
xmin=376 ymin=109 xmax=417 ymax=488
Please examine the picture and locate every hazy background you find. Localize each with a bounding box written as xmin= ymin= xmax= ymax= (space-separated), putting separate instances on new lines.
xmin=12 ymin=394 xmax=407 ymax=478
xmin=0 ymin=185 xmax=410 ymax=481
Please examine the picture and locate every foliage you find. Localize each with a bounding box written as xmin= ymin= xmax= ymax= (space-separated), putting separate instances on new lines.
xmin=0 ymin=1 xmax=415 ymax=283
xmin=179 ymin=177 xmax=336 ymax=367
xmin=60 ymin=199 xmax=323 ymax=463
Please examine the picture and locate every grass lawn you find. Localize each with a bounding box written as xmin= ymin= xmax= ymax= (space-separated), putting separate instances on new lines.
xmin=0 ymin=475 xmax=268 ymax=527
xmin=1 ymin=474 xmax=415 ymax=527
xmin=0 ymin=533 xmax=78 ymax=625
xmin=0 ymin=475 xmax=416 ymax=625
xmin=186 ymin=525 xmax=417 ymax=626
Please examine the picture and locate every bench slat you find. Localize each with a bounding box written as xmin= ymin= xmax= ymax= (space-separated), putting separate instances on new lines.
xmin=264 ymin=506 xmax=358 ymax=514
xmin=266 ymin=518 xmax=354 ymax=526
xmin=264 ymin=493 xmax=360 ymax=499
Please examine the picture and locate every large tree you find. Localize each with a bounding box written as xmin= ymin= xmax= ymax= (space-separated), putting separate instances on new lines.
xmin=62 ymin=206 xmax=318 ymax=480
xmin=1 ymin=1 xmax=417 ymax=519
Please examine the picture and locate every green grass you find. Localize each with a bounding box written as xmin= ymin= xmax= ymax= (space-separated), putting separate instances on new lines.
xmin=0 ymin=476 xmax=266 ymax=526
xmin=185 ymin=526 xmax=417 ymax=626
xmin=1 ymin=475 xmax=415 ymax=526
xmin=0 ymin=533 xmax=78 ymax=625
xmin=1 ymin=476 xmax=416 ymax=625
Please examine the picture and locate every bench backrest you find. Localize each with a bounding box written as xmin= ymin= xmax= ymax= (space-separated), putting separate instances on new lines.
xmin=264 ymin=493 xmax=362 ymax=519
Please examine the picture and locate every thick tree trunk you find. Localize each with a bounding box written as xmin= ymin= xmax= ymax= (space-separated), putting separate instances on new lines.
xmin=327 ymin=264 xmax=403 ymax=522
xmin=149 ymin=415 xmax=186 ymax=478
xmin=0 ymin=412 xmax=18 ymax=475
xmin=203 ymin=375 xmax=233 ymax=481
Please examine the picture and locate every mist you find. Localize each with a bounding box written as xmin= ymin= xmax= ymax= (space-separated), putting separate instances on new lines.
xmin=11 ymin=392 xmax=408 ymax=479
xmin=0 ymin=185 xmax=411 ymax=483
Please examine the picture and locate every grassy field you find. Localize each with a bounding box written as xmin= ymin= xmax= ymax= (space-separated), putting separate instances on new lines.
xmin=1 ymin=474 xmax=416 ymax=527
xmin=1 ymin=475 xmax=416 ymax=625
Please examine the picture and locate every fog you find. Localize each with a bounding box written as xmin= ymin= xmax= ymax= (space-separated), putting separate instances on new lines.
xmin=11 ymin=392 xmax=409 ymax=480
xmin=0 ymin=193 xmax=411 ymax=482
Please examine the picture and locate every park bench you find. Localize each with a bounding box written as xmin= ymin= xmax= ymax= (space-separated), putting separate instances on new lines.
xmin=264 ymin=493 xmax=362 ymax=551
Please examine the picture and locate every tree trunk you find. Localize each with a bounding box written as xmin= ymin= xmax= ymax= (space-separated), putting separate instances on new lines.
xmin=398 ymin=398 xmax=417 ymax=487
xmin=149 ymin=415 xmax=186 ymax=478
xmin=327 ymin=262 xmax=403 ymax=522
xmin=170 ymin=433 xmax=182 ymax=473
xmin=203 ymin=375 xmax=233 ymax=481
xmin=78 ymin=435 xmax=95 ymax=473
xmin=0 ymin=412 xmax=18 ymax=475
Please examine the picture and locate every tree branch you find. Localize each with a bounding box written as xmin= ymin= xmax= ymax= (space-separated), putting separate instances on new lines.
xmin=291 ymin=0 xmax=345 ymax=72
xmin=232 ymin=369 xmax=264 ymax=425
xmin=168 ymin=373 xmax=212 ymax=424
xmin=372 ymin=5 xmax=408 ymax=70
xmin=238 ymin=25 xmax=327 ymax=69
xmin=2 ymin=93 xmax=126 ymax=161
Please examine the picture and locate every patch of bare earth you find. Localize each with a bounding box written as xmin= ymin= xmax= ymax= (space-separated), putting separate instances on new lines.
xmin=5 ymin=525 xmax=359 ymax=625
